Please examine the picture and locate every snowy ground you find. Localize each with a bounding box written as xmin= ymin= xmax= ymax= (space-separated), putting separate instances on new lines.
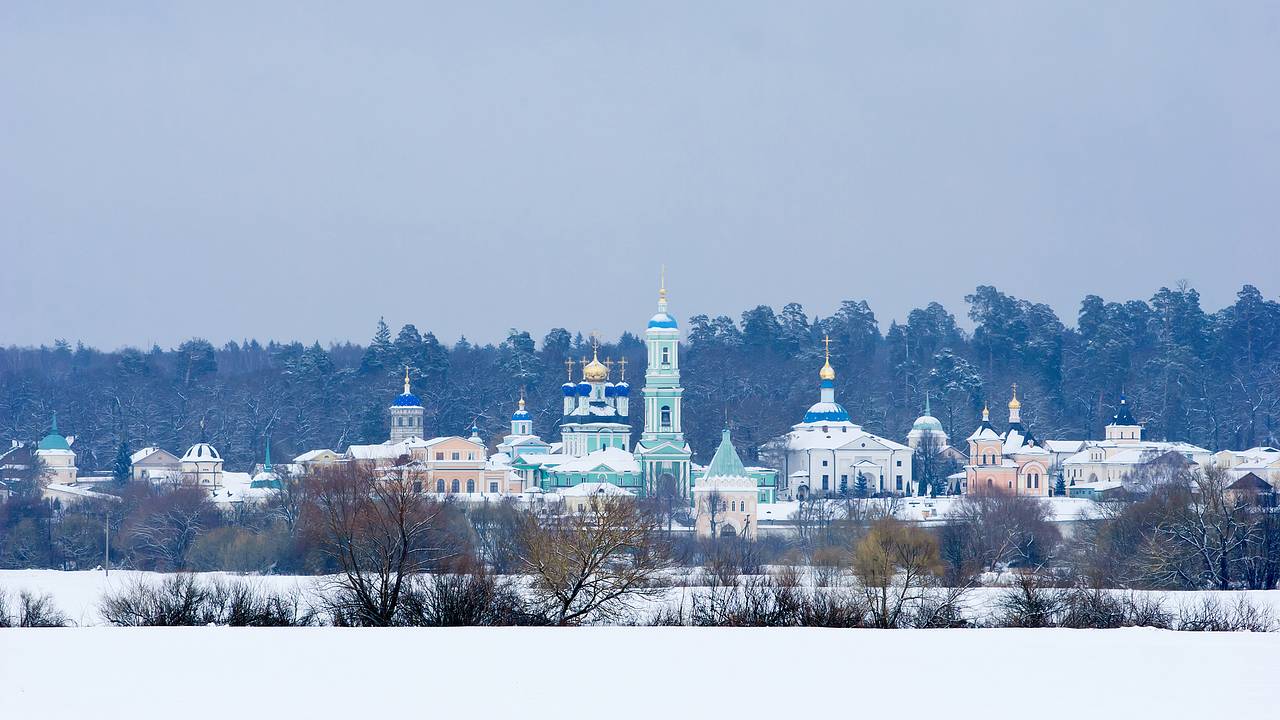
xmin=6 ymin=569 xmax=1280 ymax=627
xmin=3 ymin=625 xmax=1278 ymax=719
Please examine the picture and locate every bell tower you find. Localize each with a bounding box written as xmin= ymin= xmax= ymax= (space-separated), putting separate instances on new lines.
xmin=389 ymin=366 xmax=425 ymax=442
xmin=635 ymin=269 xmax=692 ymax=497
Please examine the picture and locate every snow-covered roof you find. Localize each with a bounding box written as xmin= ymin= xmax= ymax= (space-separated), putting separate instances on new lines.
xmin=558 ymin=482 xmax=635 ymax=497
xmin=293 ymin=448 xmax=337 ymax=463
xmin=181 ymin=443 xmax=221 ymax=462
xmin=551 ymin=447 xmax=641 ymax=474
xmin=130 ymin=446 xmax=176 ymax=464
xmin=44 ymin=483 xmax=122 ymax=502
xmin=346 ymin=441 xmax=410 ymax=460
xmin=784 ymin=424 xmax=910 ymax=452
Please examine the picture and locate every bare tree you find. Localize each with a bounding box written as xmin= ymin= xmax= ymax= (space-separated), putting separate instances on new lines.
xmin=517 ymin=495 xmax=670 ymax=625
xmin=1142 ymin=466 xmax=1257 ymax=590
xmin=127 ymin=486 xmax=217 ymax=570
xmin=266 ymin=466 xmax=309 ymax=534
xmin=314 ymin=462 xmax=448 ymax=626
xmin=853 ymin=517 xmax=943 ymax=628
xmin=700 ymin=489 xmax=727 ymax=540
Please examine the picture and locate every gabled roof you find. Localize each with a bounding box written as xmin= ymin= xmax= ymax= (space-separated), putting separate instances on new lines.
xmin=1228 ymin=472 xmax=1274 ymax=492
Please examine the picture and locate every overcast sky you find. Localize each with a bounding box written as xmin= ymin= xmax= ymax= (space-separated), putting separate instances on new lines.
xmin=2 ymin=2 xmax=1277 ymax=350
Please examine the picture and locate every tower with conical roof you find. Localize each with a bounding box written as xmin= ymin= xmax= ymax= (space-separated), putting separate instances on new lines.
xmin=390 ymin=366 xmax=425 ymax=442
xmin=635 ymin=269 xmax=692 ymax=497
xmin=692 ymin=428 xmax=758 ymax=538
xmin=1104 ymin=393 xmax=1142 ymax=443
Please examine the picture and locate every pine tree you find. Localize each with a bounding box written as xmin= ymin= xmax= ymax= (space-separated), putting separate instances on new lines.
xmin=360 ymin=317 xmax=394 ymax=374
xmin=854 ymin=474 xmax=868 ymax=498
xmin=112 ymin=441 xmax=131 ymax=486
xmin=1054 ymin=475 xmax=1067 ymax=497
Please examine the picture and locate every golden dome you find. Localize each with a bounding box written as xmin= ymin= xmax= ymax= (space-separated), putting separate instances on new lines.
xmin=819 ymin=359 xmax=836 ymax=381
xmin=582 ymin=349 xmax=609 ymax=382
xmin=1008 ymin=383 xmax=1021 ymax=410
xmin=819 ymin=334 xmax=836 ymax=380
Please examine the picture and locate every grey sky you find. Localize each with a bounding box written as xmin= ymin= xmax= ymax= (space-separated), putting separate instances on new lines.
xmin=2 ymin=2 xmax=1277 ymax=350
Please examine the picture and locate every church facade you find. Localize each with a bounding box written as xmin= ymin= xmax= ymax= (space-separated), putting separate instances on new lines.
xmin=767 ymin=340 xmax=916 ymax=499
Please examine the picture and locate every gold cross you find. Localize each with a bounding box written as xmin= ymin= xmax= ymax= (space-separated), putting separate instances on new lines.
xmin=822 ymin=334 xmax=832 ymax=358
xmin=564 ymin=358 xmax=575 ymax=381
xmin=617 ymin=357 xmax=628 ymax=381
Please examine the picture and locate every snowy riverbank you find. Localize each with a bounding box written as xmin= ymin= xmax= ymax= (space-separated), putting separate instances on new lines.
xmin=3 ymin=624 xmax=1278 ymax=719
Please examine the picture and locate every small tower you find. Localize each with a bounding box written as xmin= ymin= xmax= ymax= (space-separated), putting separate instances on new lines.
xmin=390 ymin=366 xmax=425 ymax=442
xmin=36 ymin=412 xmax=78 ymax=485
xmin=1105 ymin=393 xmax=1142 ymax=443
xmin=511 ymin=389 xmax=533 ymax=436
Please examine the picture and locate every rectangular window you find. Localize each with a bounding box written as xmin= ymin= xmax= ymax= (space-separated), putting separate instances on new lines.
xmin=451 ymin=452 xmax=460 ymax=460
xmin=822 ymin=475 xmax=829 ymax=490
xmin=436 ymin=452 xmax=444 ymax=461
xmin=896 ymin=460 xmax=902 ymax=467
xmin=489 ymin=482 xmax=498 ymax=493
xmin=895 ymin=475 xmax=903 ymax=490
xmin=822 ymin=460 xmax=829 ymax=467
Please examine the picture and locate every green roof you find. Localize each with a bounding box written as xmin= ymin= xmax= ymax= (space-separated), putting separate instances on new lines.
xmin=38 ymin=413 xmax=70 ymax=451
xmin=705 ymin=428 xmax=748 ymax=478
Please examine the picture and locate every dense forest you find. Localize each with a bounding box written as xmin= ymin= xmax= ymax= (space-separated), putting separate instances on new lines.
xmin=2 ymin=284 xmax=1278 ymax=473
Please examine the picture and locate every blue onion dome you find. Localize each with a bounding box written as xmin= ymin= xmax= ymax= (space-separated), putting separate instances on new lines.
xmin=614 ymin=382 xmax=630 ymax=397
xmin=604 ymin=383 xmax=616 ymax=398
xmin=577 ymin=381 xmax=591 ymax=396
xmin=648 ymin=312 xmax=678 ymax=329
xmin=562 ymin=382 xmax=576 ymax=396
xmin=393 ymin=391 xmax=422 ymax=407
xmin=394 ymin=368 xmax=422 ymax=406
xmin=803 ymin=401 xmax=850 ymax=424
xmin=512 ymin=396 xmax=531 ymax=420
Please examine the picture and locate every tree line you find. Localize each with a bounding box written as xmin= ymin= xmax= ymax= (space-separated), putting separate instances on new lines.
xmin=2 ymin=283 xmax=1278 ymax=475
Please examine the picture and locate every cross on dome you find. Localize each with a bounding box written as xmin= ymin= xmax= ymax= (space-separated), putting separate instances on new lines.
xmin=819 ymin=334 xmax=836 ymax=381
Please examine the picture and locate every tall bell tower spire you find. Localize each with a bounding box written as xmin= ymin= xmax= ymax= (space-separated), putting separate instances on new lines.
xmin=635 ymin=270 xmax=692 ymax=497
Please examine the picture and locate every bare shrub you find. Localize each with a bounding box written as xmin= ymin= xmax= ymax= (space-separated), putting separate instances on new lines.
xmin=1176 ymin=595 xmax=1275 ymax=632
xmin=994 ymin=571 xmax=1066 ymax=628
xmin=0 ymin=590 xmax=69 ymax=627
xmin=98 ymin=575 xmax=313 ymax=626
xmin=394 ymin=571 xmax=539 ymax=626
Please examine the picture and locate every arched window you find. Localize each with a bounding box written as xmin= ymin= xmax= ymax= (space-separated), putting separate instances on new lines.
xmin=466 ymin=479 xmax=475 ymax=493
xmin=451 ymin=479 xmax=460 ymax=493
xmin=660 ymin=405 xmax=671 ymax=428
xmin=661 ymin=347 xmax=670 ymax=365
xmin=436 ymin=479 xmax=444 ymax=493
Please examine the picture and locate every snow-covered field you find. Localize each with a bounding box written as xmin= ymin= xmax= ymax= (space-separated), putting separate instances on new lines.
xmin=2 ymin=625 xmax=1277 ymax=719
xmin=3 ymin=570 xmax=1280 ymax=718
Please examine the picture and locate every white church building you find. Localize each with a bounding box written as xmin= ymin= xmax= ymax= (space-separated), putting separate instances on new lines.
xmin=768 ymin=339 xmax=915 ymax=498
